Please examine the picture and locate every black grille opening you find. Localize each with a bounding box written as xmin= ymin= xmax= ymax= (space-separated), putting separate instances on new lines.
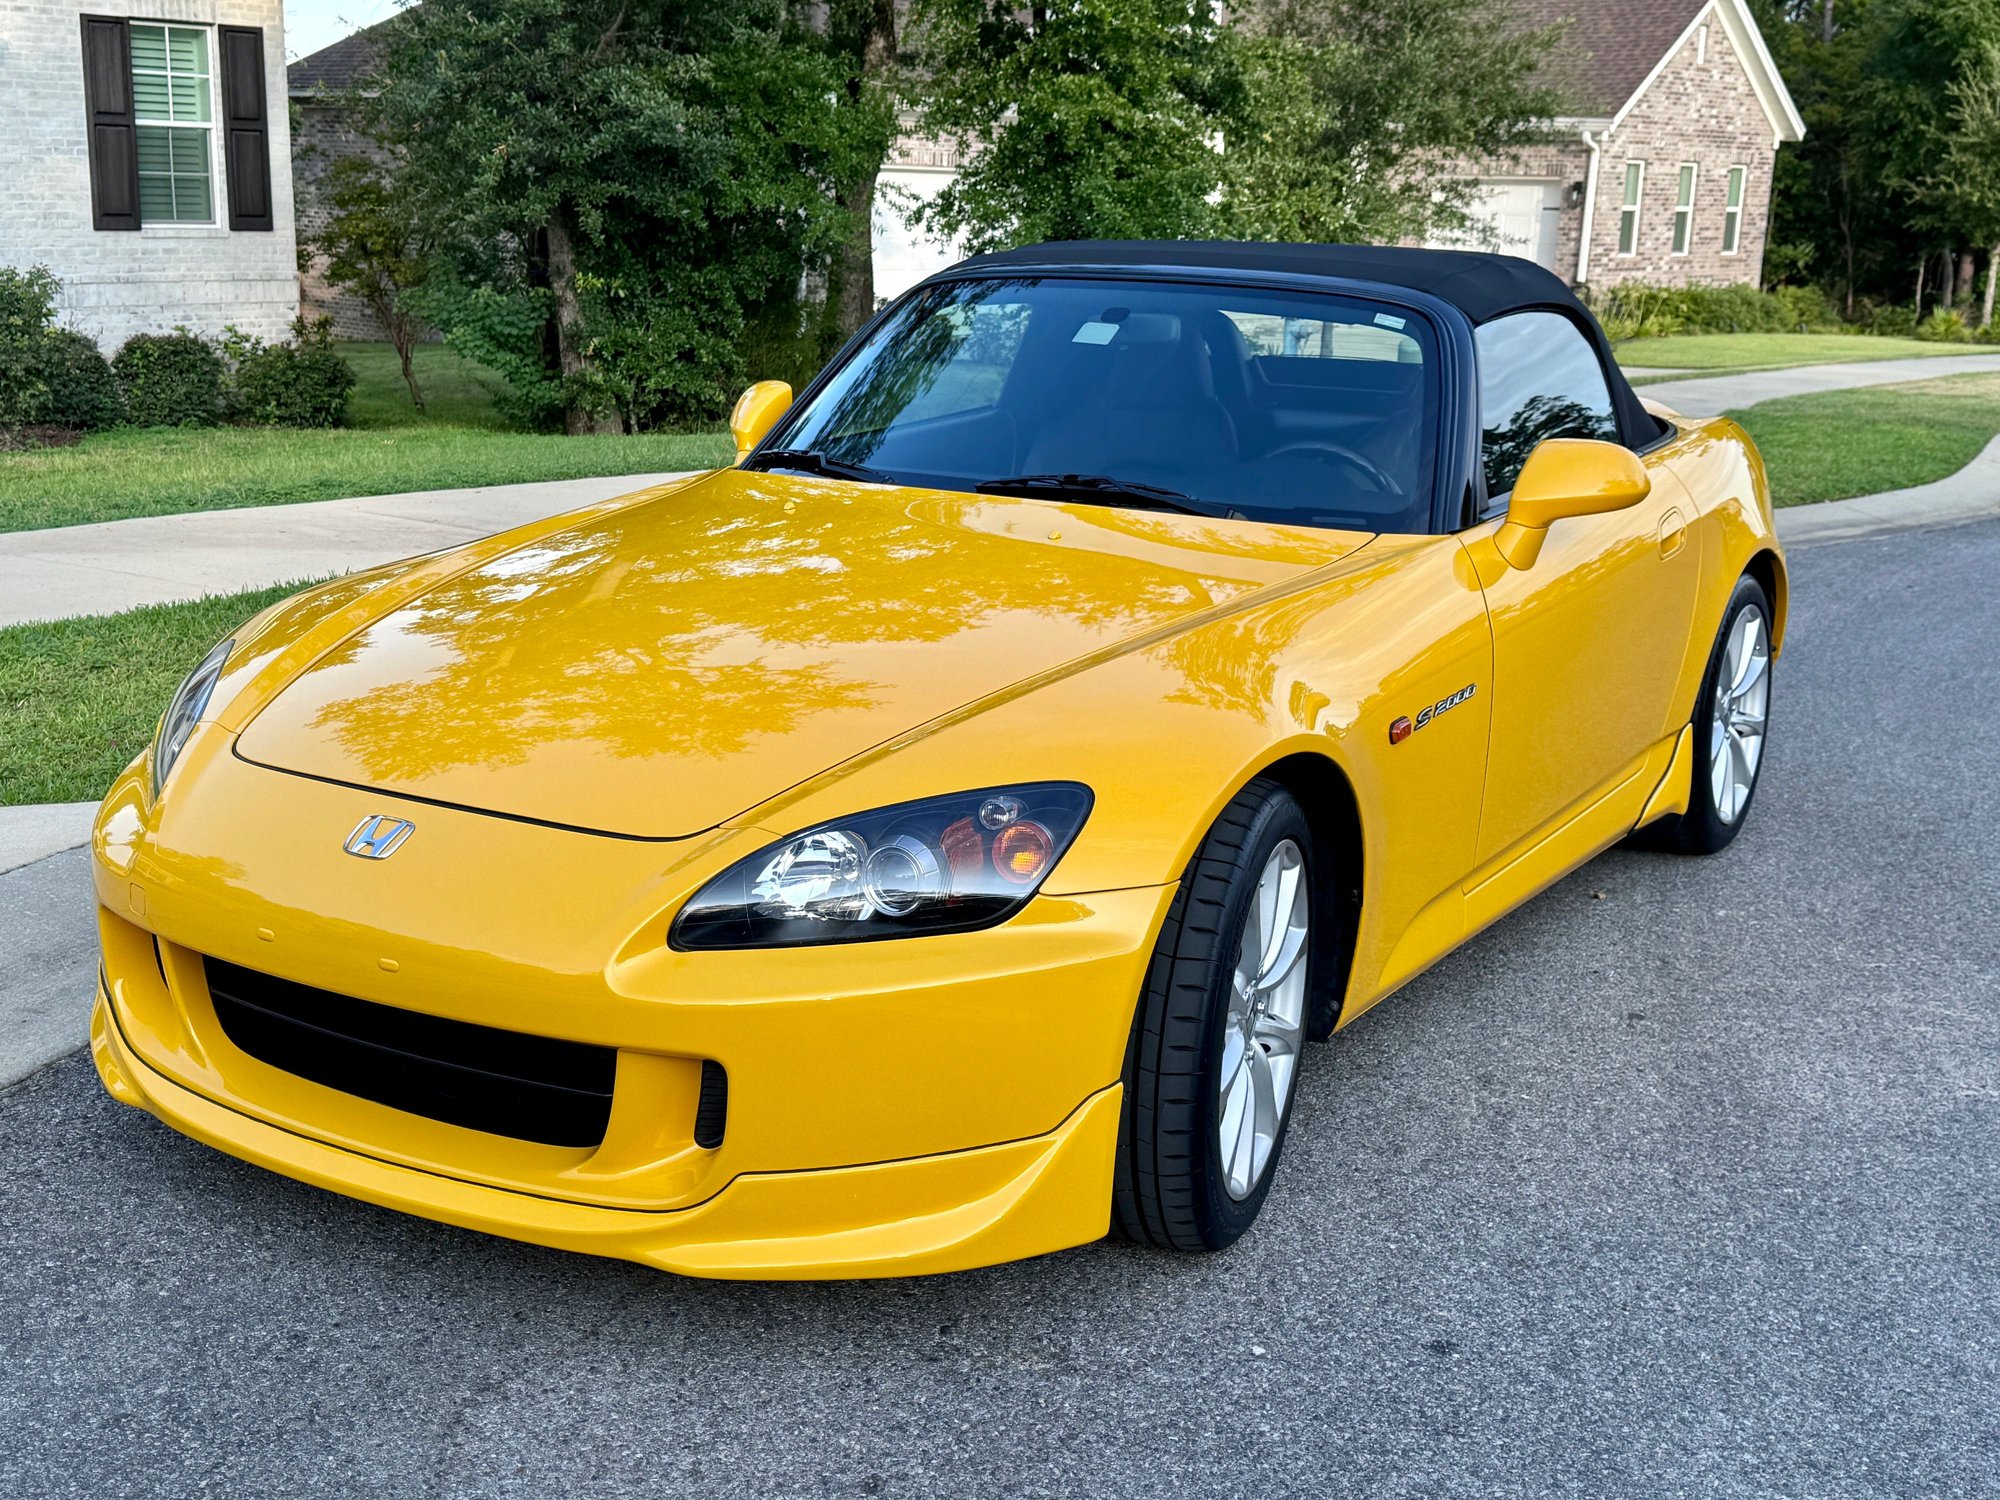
xmin=694 ymin=1060 xmax=728 ymax=1148
xmin=205 ymin=958 xmax=616 ymax=1148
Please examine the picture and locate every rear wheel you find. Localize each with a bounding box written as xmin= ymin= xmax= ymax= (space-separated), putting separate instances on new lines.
xmin=1644 ymin=574 xmax=1773 ymax=854
xmin=1114 ymin=779 xmax=1314 ymax=1251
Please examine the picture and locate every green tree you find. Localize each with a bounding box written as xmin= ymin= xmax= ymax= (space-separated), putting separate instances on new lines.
xmin=906 ymin=0 xmax=1244 ymax=252
xmin=307 ymin=157 xmax=431 ymax=411
xmin=1934 ymin=41 xmax=2000 ymax=324
xmin=373 ymin=0 xmax=877 ymax=434
xmin=814 ymin=0 xmax=901 ymax=343
xmin=1223 ymin=0 xmax=1566 ymax=245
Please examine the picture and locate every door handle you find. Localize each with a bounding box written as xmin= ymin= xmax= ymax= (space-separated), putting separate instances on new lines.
xmin=1659 ymin=507 xmax=1687 ymax=559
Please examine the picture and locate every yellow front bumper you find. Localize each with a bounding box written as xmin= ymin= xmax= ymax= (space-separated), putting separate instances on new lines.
xmin=92 ymin=988 xmax=1123 ymax=1280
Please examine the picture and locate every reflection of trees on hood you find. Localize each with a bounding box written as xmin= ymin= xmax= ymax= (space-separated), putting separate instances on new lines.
xmin=299 ymin=472 xmax=1228 ymax=785
xmin=1481 ymin=395 xmax=1618 ymax=496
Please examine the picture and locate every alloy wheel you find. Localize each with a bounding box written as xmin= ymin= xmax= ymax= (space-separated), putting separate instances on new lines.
xmin=1709 ymin=604 xmax=1770 ymax=825
xmin=1217 ymin=839 xmax=1309 ymax=1200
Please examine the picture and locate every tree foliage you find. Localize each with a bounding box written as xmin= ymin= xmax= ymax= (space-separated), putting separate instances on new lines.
xmin=907 ymin=0 xmax=1244 ymax=251
xmin=307 ymin=157 xmax=432 ymax=410
xmin=373 ymin=0 xmax=883 ymax=432
xmin=1223 ymin=0 xmax=1566 ymax=245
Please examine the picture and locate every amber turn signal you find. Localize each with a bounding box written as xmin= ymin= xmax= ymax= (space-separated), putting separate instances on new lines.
xmin=992 ymin=821 xmax=1055 ymax=884
xmin=1388 ymin=715 xmax=1413 ymax=745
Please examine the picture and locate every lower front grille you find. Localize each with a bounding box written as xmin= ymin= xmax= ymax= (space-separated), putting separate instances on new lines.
xmin=204 ymin=959 xmax=617 ymax=1148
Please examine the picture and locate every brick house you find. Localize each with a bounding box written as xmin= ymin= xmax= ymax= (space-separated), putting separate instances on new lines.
xmin=0 ymin=1 xmax=297 ymax=349
xmin=1430 ymin=0 xmax=1805 ymax=289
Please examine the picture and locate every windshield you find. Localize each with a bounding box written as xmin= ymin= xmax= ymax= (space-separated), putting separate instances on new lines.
xmin=756 ymin=276 xmax=1442 ymax=533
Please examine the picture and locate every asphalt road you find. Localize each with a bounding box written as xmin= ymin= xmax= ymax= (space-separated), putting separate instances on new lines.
xmin=3 ymin=520 xmax=1995 ymax=1499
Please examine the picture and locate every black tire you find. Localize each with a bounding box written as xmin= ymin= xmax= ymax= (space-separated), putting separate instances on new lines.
xmin=1638 ymin=573 xmax=1774 ymax=855
xmin=1113 ymin=778 xmax=1315 ymax=1252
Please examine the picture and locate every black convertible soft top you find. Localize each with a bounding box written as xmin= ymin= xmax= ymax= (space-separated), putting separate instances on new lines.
xmin=948 ymin=240 xmax=1665 ymax=447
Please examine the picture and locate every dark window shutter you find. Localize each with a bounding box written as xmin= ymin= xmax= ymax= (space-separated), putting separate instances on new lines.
xmin=80 ymin=15 xmax=140 ymax=231
xmin=217 ymin=26 xmax=274 ymax=231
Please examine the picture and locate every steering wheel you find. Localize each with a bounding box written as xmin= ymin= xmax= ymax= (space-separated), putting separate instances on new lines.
xmin=1261 ymin=441 xmax=1401 ymax=495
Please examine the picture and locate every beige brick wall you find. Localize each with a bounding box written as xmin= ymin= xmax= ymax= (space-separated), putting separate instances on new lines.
xmin=0 ymin=0 xmax=299 ymax=352
xmin=291 ymin=98 xmax=396 ymax=341
xmin=1582 ymin=17 xmax=1776 ymax=289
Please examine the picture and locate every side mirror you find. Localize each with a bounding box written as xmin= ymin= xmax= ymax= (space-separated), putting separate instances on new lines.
xmin=729 ymin=380 xmax=793 ymax=464
xmin=1494 ymin=438 xmax=1651 ymax=570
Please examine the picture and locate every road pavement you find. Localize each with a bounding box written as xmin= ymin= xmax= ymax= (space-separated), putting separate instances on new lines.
xmin=1 ymin=520 xmax=1995 ymax=1498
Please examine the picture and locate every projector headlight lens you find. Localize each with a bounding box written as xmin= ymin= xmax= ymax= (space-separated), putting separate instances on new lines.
xmin=671 ymin=782 xmax=1092 ymax=949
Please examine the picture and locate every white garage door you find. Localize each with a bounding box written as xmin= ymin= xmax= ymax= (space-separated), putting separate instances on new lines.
xmin=1428 ymin=181 xmax=1564 ymax=271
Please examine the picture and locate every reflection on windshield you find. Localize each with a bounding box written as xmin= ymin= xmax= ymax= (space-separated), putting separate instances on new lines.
xmin=755 ymin=277 xmax=1442 ymax=535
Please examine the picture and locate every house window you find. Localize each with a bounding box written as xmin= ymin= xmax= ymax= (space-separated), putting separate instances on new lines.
xmin=1722 ymin=166 xmax=1746 ymax=254
xmin=1617 ymin=162 xmax=1644 ymax=255
xmin=130 ymin=24 xmax=214 ymax=224
xmin=1671 ymin=164 xmax=1697 ymax=255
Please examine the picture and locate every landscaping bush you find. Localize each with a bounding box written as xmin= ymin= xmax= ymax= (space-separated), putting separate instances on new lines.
xmin=1852 ymin=300 xmax=1919 ymax=338
xmin=114 ymin=331 xmax=225 ymax=427
xmin=36 ymin=330 xmax=125 ymax=431
xmin=0 ymin=265 xmax=62 ymax=430
xmin=1916 ymin=308 xmax=1971 ymax=343
xmin=225 ymin=318 xmax=357 ymax=427
xmin=1589 ymin=282 xmax=1852 ymax=342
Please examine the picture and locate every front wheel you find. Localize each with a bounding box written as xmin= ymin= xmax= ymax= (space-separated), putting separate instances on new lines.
xmin=1645 ymin=574 xmax=1774 ymax=854
xmin=1114 ymin=778 xmax=1314 ymax=1251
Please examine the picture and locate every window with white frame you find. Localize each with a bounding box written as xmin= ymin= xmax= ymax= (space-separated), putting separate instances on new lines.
xmin=1617 ymin=162 xmax=1644 ymax=255
xmin=130 ymin=24 xmax=214 ymax=224
xmin=1671 ymin=164 xmax=1697 ymax=255
xmin=1722 ymin=166 xmax=1745 ymax=254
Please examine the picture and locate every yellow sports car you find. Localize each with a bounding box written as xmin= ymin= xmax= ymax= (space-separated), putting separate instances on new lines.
xmin=89 ymin=243 xmax=1784 ymax=1278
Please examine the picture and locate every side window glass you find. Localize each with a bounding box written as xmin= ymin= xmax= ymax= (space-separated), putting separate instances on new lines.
xmin=1475 ymin=311 xmax=1620 ymax=499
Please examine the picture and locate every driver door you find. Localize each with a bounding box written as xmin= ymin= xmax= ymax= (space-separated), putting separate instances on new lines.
xmin=1464 ymin=312 xmax=1699 ymax=869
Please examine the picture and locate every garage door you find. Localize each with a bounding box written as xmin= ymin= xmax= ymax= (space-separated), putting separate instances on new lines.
xmin=1427 ymin=181 xmax=1564 ymax=271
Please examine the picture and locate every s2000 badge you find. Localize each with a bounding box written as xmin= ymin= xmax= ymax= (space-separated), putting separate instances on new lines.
xmin=1391 ymin=683 xmax=1477 ymax=743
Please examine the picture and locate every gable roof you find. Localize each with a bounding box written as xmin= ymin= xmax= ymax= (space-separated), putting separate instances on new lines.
xmin=1526 ymin=0 xmax=1804 ymax=142
xmin=288 ymin=16 xmax=396 ymax=96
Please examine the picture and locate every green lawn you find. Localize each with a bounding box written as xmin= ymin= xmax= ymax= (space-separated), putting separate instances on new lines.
xmin=0 ymin=580 xmax=314 ymax=806
xmin=0 ymin=341 xmax=732 ymax=534
xmin=1730 ymin=371 xmax=2000 ymax=506
xmin=1616 ymin=332 xmax=1980 ymax=376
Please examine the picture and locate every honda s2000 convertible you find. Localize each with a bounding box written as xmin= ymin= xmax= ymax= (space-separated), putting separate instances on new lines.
xmin=90 ymin=243 xmax=1783 ymax=1277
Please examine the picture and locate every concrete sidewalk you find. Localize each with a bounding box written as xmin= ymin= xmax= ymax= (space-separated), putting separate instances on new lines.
xmin=1636 ymin=352 xmax=2000 ymax=415
xmin=0 ymin=470 xmax=699 ymax=629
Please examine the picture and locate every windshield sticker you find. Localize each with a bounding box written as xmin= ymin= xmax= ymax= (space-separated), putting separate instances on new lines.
xmin=1373 ymin=312 xmax=1407 ymax=330
xmin=1072 ymin=321 xmax=1120 ymax=345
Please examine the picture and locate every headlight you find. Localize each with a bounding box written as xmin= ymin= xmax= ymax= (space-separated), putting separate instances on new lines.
xmin=671 ymin=783 xmax=1093 ymax=949
xmin=151 ymin=637 xmax=234 ymax=796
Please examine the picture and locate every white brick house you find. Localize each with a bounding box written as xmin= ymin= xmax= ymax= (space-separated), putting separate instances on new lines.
xmin=0 ymin=1 xmax=297 ymax=351
xmin=1430 ymin=0 xmax=1805 ymax=289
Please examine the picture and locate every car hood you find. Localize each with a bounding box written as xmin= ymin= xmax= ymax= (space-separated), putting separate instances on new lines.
xmin=235 ymin=467 xmax=1370 ymax=838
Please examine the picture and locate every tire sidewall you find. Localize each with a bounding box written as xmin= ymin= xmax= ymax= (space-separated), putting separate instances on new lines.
xmin=1195 ymin=793 xmax=1315 ymax=1245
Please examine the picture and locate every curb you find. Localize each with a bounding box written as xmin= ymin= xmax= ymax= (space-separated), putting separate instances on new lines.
xmin=1773 ymin=434 xmax=2000 ymax=547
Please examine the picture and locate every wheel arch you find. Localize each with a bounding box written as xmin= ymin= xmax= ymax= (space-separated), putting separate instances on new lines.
xmin=1745 ymin=546 xmax=1788 ymax=655
xmin=1250 ymin=750 xmax=1364 ymax=1038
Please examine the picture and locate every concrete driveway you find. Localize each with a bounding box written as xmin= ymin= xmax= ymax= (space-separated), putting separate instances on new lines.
xmin=2 ymin=520 xmax=1995 ymax=1498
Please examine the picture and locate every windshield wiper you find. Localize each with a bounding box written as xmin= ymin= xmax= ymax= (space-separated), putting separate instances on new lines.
xmin=972 ymin=472 xmax=1216 ymax=516
xmin=746 ymin=448 xmax=893 ymax=484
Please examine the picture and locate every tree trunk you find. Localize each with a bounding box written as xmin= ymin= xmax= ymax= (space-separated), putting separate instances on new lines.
xmin=1960 ymin=251 xmax=1978 ymax=310
xmin=546 ymin=206 xmax=623 ymax=436
xmin=1942 ymin=249 xmax=1957 ymax=312
xmin=1985 ymin=245 xmax=1998 ymax=329
xmin=1915 ymin=255 xmax=1926 ymax=315
xmin=392 ymin=315 xmax=426 ymax=412
xmin=829 ymin=0 xmax=899 ymax=343
xmin=1822 ymin=0 xmax=1835 ymax=43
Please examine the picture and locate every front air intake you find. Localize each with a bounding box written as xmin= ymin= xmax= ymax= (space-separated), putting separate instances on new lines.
xmin=204 ymin=958 xmax=617 ymax=1148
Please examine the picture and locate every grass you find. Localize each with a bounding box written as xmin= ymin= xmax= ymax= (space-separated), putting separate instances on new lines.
xmin=1729 ymin=371 xmax=2000 ymax=506
xmin=0 ymin=341 xmax=733 ymax=534
xmin=1615 ymin=332 xmax=1983 ymax=376
xmin=0 ymin=580 xmax=314 ymax=806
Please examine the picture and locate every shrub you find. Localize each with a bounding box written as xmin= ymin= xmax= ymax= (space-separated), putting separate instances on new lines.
xmin=0 ymin=265 xmax=62 ymax=428
xmin=1916 ymin=308 xmax=1971 ymax=343
xmin=1771 ymin=284 xmax=1841 ymax=331
xmin=1587 ymin=281 xmax=1849 ymax=341
xmin=37 ymin=329 xmax=125 ymax=430
xmin=225 ymin=317 xmax=357 ymax=427
xmin=1853 ymin=299 xmax=1918 ymax=338
xmin=114 ymin=331 xmax=225 ymax=427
